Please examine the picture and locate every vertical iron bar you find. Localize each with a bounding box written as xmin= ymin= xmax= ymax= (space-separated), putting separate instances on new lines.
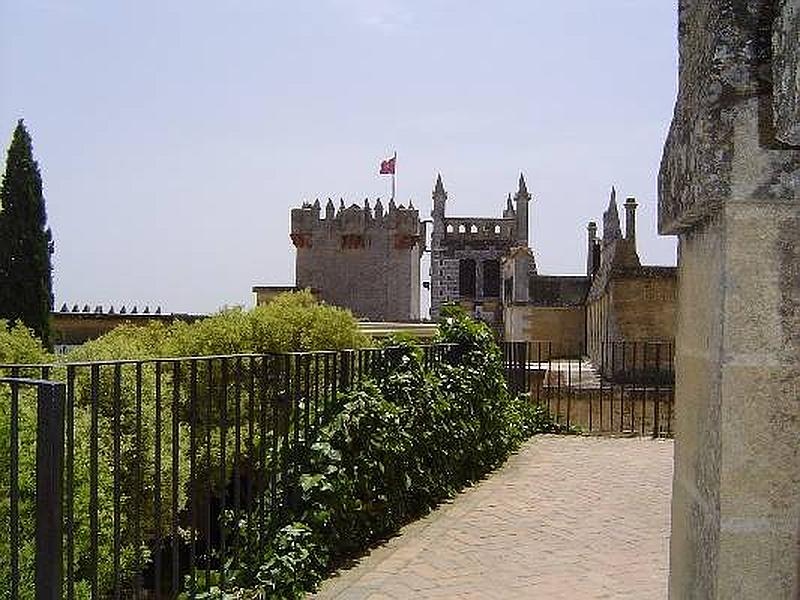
xmin=66 ymin=367 xmax=75 ymax=600
xmin=171 ymin=361 xmax=181 ymax=596
xmin=90 ymin=365 xmax=99 ymax=599
xmin=113 ymin=364 xmax=122 ymax=599
xmin=247 ymin=357 xmax=255 ymax=515
xmin=259 ymin=358 xmax=269 ymax=551
xmin=314 ymin=354 xmax=320 ymax=432
xmin=270 ymin=358 xmax=279 ymax=514
xmin=219 ymin=358 xmax=228 ymax=588
xmin=234 ymin=357 xmax=242 ymax=571
xmin=599 ymin=374 xmax=604 ymax=432
xmin=536 ymin=342 xmax=542 ymax=405
xmin=189 ymin=360 xmax=198 ymax=595
xmin=332 ymin=352 xmax=339 ymax=409
xmin=35 ymin=382 xmax=65 ymax=600
xmin=566 ymin=356 xmax=572 ymax=429
xmin=10 ymin=380 xmax=19 ymax=600
xmin=205 ymin=359 xmax=213 ymax=586
xmin=654 ymin=345 xmax=662 ymax=437
xmin=293 ymin=355 xmax=301 ymax=472
xmin=281 ymin=356 xmax=290 ymax=511
xmin=134 ymin=363 xmax=143 ymax=598
xmin=304 ymin=355 xmax=311 ymax=451
xmin=154 ymin=362 xmax=163 ymax=599
xmin=547 ymin=342 xmax=553 ymax=417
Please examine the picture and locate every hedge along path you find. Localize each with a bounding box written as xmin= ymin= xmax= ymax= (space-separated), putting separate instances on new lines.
xmin=312 ymin=435 xmax=673 ymax=600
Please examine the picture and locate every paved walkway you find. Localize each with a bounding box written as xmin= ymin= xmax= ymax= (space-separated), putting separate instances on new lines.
xmin=312 ymin=435 xmax=673 ymax=599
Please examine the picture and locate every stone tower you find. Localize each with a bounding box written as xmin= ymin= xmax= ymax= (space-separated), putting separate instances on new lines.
xmin=429 ymin=174 xmax=531 ymax=323
xmin=291 ymin=197 xmax=422 ymax=321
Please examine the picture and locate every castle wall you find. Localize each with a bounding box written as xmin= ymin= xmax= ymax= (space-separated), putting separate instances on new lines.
xmin=504 ymin=305 xmax=585 ymax=358
xmin=610 ymin=275 xmax=676 ymax=342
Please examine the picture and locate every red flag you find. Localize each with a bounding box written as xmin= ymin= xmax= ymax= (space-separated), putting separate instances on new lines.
xmin=380 ymin=155 xmax=396 ymax=175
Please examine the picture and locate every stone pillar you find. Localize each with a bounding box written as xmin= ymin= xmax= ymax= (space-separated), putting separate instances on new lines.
xmin=586 ymin=221 xmax=597 ymax=276
xmin=659 ymin=1 xmax=799 ymax=598
xmin=624 ymin=197 xmax=636 ymax=248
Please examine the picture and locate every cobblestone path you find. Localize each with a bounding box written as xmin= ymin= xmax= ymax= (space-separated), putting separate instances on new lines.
xmin=312 ymin=435 xmax=673 ymax=599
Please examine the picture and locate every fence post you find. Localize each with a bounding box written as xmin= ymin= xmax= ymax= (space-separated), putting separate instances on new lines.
xmin=36 ymin=381 xmax=65 ymax=600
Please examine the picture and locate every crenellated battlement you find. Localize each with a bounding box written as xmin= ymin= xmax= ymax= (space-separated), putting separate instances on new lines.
xmin=291 ymin=197 xmax=420 ymax=238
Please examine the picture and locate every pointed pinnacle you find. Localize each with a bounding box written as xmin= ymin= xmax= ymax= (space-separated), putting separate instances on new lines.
xmin=433 ymin=173 xmax=446 ymax=196
xmin=518 ymin=173 xmax=528 ymax=194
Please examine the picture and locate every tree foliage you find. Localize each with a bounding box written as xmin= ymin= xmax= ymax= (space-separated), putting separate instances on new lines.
xmin=0 ymin=120 xmax=54 ymax=346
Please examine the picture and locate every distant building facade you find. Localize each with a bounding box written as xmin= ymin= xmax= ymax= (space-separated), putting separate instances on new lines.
xmin=290 ymin=197 xmax=422 ymax=321
xmin=503 ymin=187 xmax=676 ymax=366
xmin=585 ymin=190 xmax=677 ymax=375
xmin=429 ymin=174 xmax=530 ymax=327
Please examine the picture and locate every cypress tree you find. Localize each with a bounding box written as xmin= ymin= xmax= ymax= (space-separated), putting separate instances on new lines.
xmin=0 ymin=119 xmax=54 ymax=346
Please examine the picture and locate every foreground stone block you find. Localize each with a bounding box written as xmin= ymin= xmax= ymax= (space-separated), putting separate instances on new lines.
xmin=659 ymin=1 xmax=799 ymax=598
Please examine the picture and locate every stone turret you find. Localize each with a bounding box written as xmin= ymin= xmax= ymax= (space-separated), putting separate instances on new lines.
xmin=587 ymin=221 xmax=598 ymax=276
xmin=624 ymin=196 xmax=637 ymax=248
xmin=514 ymin=173 xmax=530 ymax=245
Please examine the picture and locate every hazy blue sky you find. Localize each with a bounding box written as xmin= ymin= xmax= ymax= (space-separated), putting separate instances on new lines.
xmin=1 ymin=1 xmax=679 ymax=316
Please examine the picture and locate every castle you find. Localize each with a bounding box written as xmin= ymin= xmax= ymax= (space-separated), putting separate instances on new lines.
xmin=287 ymin=174 xmax=677 ymax=359
xmin=290 ymin=197 xmax=422 ymax=321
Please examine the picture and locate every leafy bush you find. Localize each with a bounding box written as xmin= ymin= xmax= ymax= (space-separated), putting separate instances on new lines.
xmin=223 ymin=306 xmax=556 ymax=598
xmin=0 ymin=292 xmax=368 ymax=598
xmin=69 ymin=290 xmax=369 ymax=361
xmin=0 ymin=319 xmax=52 ymax=364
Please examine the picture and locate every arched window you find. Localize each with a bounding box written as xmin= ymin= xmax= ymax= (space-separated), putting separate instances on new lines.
xmin=483 ymin=259 xmax=500 ymax=296
xmin=459 ymin=259 xmax=476 ymax=297
xmin=458 ymin=224 xmax=466 ymax=234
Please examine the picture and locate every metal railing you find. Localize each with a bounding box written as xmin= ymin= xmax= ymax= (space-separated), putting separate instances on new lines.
xmin=1 ymin=344 xmax=454 ymax=599
xmin=2 ymin=376 xmax=65 ymax=600
xmin=503 ymin=341 xmax=674 ymax=437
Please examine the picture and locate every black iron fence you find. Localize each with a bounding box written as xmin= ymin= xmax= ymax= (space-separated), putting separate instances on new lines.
xmin=503 ymin=341 xmax=674 ymax=437
xmin=595 ymin=340 xmax=674 ymax=384
xmin=1 ymin=344 xmax=453 ymax=599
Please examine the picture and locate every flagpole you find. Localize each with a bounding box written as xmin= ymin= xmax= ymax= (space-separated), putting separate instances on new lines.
xmin=391 ymin=151 xmax=396 ymax=201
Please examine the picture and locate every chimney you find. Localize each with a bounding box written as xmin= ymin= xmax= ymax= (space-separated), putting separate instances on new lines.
xmin=587 ymin=221 xmax=598 ymax=276
xmin=624 ymin=197 xmax=637 ymax=248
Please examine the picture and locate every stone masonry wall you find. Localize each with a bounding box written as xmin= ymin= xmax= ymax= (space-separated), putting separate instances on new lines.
xmin=610 ymin=276 xmax=677 ymax=342
xmin=659 ymin=1 xmax=799 ymax=598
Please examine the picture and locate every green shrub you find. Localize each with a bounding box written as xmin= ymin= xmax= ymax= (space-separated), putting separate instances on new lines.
xmin=225 ymin=307 xmax=556 ymax=598
xmin=0 ymin=292 xmax=368 ymax=598
xmin=69 ymin=290 xmax=369 ymax=361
